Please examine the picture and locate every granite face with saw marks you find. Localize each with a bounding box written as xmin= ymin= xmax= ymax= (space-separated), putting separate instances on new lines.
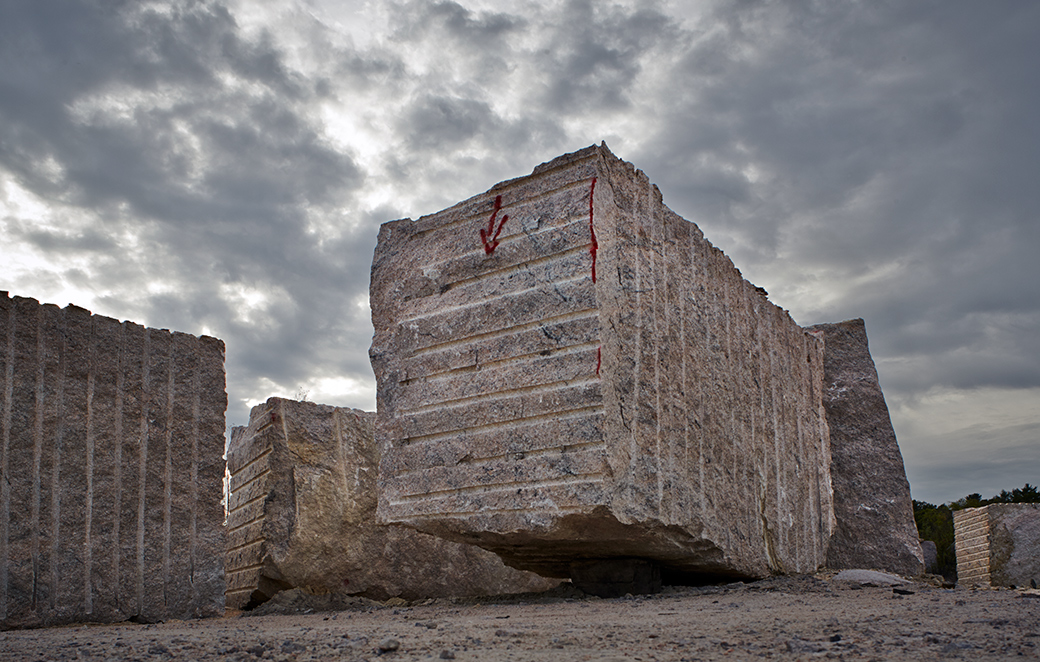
xmin=0 ymin=292 xmax=226 ymax=630
xmin=370 ymin=144 xmax=835 ymax=582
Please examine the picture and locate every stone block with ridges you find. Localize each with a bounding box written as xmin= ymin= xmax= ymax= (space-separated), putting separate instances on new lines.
xmin=954 ymin=504 xmax=1040 ymax=588
xmin=0 ymin=292 xmax=226 ymax=630
xmin=224 ymin=398 xmax=556 ymax=609
xmin=370 ymin=144 xmax=835 ymax=581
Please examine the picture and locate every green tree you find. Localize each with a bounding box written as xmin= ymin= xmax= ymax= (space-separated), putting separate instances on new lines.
xmin=1011 ymin=483 xmax=1039 ymax=503
xmin=913 ymin=500 xmax=956 ymax=581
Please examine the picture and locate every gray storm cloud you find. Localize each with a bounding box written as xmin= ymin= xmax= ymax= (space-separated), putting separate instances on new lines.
xmin=1 ymin=0 xmax=1036 ymax=503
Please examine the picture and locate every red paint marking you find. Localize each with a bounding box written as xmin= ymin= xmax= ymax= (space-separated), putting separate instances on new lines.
xmin=596 ymin=346 xmax=601 ymax=376
xmin=588 ymin=177 xmax=598 ymax=283
xmin=480 ymin=194 xmax=509 ymax=254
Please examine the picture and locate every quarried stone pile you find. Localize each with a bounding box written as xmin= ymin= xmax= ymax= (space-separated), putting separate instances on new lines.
xmin=370 ymin=144 xmax=836 ymax=588
xmin=807 ymin=320 xmax=924 ymax=577
xmin=225 ymin=397 xmax=556 ymax=608
xmin=0 ymin=292 xmax=227 ymax=630
xmin=954 ymin=504 xmax=1040 ymax=588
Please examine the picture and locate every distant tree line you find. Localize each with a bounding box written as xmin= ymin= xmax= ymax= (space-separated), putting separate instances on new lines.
xmin=913 ymin=483 xmax=1039 ymax=582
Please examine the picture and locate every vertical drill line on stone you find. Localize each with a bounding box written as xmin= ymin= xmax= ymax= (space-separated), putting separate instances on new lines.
xmin=761 ymin=313 xmax=770 ymax=535
xmin=707 ymin=256 xmax=715 ymax=525
xmin=136 ymin=329 xmax=150 ymax=617
xmin=50 ymin=309 xmax=66 ymax=611
xmin=750 ymin=406 xmax=757 ymax=554
xmin=650 ymin=182 xmax=664 ymax=514
xmin=190 ymin=341 xmax=200 ymax=599
xmin=31 ymin=306 xmax=44 ymax=610
xmin=84 ymin=317 xmax=96 ymax=614
xmin=679 ymin=237 xmax=690 ymax=523
xmin=777 ymin=325 xmax=789 ymax=558
xmin=630 ymin=233 xmax=642 ymax=493
xmin=795 ymin=397 xmax=805 ymax=569
xmin=692 ymin=245 xmax=705 ymax=520
xmin=743 ymin=294 xmax=754 ymax=552
xmin=770 ymin=319 xmax=781 ymax=558
xmin=0 ymin=301 xmax=13 ymax=620
xmin=112 ymin=323 xmax=124 ymax=612
xmin=163 ymin=340 xmax=175 ymax=609
xmin=333 ymin=410 xmax=348 ymax=512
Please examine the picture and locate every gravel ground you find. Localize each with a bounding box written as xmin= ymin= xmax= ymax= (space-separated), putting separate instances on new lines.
xmin=2 ymin=575 xmax=1038 ymax=661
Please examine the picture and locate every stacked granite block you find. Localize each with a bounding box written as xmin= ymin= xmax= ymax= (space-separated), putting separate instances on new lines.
xmin=225 ymin=397 xmax=555 ymax=608
xmin=955 ymin=504 xmax=1040 ymax=588
xmin=0 ymin=293 xmax=226 ymax=629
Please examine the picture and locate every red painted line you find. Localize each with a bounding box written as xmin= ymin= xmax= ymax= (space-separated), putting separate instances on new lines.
xmin=596 ymin=346 xmax=601 ymax=376
xmin=480 ymin=194 xmax=509 ymax=254
xmin=588 ymin=177 xmax=598 ymax=282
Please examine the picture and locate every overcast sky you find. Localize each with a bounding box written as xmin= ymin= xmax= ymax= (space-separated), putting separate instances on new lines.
xmin=1 ymin=0 xmax=1037 ymax=505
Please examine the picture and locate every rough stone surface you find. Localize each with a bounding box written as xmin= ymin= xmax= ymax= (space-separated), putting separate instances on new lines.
xmin=224 ymin=397 xmax=556 ymax=609
xmin=806 ymin=319 xmax=924 ymax=577
xmin=954 ymin=504 xmax=1040 ymax=588
xmin=370 ymin=144 xmax=834 ymax=581
xmin=0 ymin=292 xmax=227 ymax=630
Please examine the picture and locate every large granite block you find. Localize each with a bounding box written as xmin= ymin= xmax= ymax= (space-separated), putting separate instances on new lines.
xmin=807 ymin=319 xmax=924 ymax=576
xmin=0 ymin=292 xmax=226 ymax=630
xmin=954 ymin=504 xmax=1040 ymax=588
xmin=370 ymin=144 xmax=835 ymax=583
xmin=224 ymin=397 xmax=556 ymax=609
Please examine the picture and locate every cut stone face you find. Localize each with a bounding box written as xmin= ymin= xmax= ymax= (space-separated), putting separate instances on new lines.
xmin=954 ymin=504 xmax=1040 ymax=588
xmin=0 ymin=292 xmax=227 ymax=630
xmin=807 ymin=319 xmax=924 ymax=577
xmin=224 ymin=397 xmax=556 ymax=608
xmin=370 ymin=144 xmax=835 ymax=581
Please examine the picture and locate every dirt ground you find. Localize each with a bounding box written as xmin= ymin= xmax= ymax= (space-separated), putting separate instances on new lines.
xmin=2 ymin=574 xmax=1038 ymax=661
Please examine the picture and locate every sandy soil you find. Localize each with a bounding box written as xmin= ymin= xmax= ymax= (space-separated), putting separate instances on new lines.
xmin=2 ymin=574 xmax=1038 ymax=661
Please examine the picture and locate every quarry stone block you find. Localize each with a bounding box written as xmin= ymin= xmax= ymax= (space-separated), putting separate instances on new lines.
xmin=224 ymin=397 xmax=556 ymax=609
xmin=0 ymin=292 xmax=227 ymax=630
xmin=370 ymin=144 xmax=835 ymax=583
xmin=954 ymin=504 xmax=1040 ymax=588
xmin=807 ymin=319 xmax=924 ymax=577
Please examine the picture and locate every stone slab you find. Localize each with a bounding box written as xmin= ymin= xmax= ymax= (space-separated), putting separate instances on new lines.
xmin=806 ymin=319 xmax=924 ymax=577
xmin=370 ymin=144 xmax=835 ymax=582
xmin=224 ymin=397 xmax=556 ymax=609
xmin=0 ymin=292 xmax=227 ymax=630
xmin=831 ymin=569 xmax=909 ymax=586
